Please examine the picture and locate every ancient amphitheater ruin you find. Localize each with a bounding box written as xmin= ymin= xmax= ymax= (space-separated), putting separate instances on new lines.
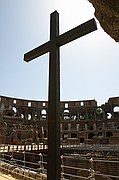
xmin=0 ymin=95 xmax=119 ymax=146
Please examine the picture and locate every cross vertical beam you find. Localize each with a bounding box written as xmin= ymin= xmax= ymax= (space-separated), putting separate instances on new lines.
xmin=24 ymin=10 xmax=97 ymax=180
xmin=47 ymin=11 xmax=61 ymax=180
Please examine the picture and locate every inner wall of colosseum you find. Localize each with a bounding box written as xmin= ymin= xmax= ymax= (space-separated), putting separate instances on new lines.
xmin=0 ymin=95 xmax=119 ymax=145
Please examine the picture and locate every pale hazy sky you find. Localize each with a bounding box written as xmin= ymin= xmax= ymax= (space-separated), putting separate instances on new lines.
xmin=0 ymin=0 xmax=119 ymax=106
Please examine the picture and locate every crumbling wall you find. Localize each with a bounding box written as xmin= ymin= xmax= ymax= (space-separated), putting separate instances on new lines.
xmin=0 ymin=95 xmax=119 ymax=145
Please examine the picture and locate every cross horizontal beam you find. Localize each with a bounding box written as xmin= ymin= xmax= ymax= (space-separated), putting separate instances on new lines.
xmin=57 ymin=18 xmax=97 ymax=46
xmin=24 ymin=18 xmax=97 ymax=62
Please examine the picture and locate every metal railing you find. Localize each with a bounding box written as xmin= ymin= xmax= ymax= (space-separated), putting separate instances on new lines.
xmin=0 ymin=144 xmax=119 ymax=179
xmin=0 ymin=151 xmax=119 ymax=180
xmin=0 ymin=150 xmax=47 ymax=180
xmin=61 ymin=155 xmax=119 ymax=179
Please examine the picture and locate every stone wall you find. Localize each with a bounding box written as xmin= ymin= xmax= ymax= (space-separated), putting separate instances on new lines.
xmin=89 ymin=0 xmax=119 ymax=42
xmin=0 ymin=95 xmax=119 ymax=145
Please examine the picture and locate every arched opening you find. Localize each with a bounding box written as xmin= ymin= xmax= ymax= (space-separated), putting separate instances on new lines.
xmin=97 ymin=132 xmax=104 ymax=138
xmin=96 ymin=107 xmax=103 ymax=114
xmin=63 ymin=109 xmax=70 ymax=120
xmin=71 ymin=115 xmax=77 ymax=120
xmin=87 ymin=113 xmax=94 ymax=120
xmin=28 ymin=114 xmax=31 ymax=120
xmin=41 ymin=109 xmax=46 ymax=114
xmin=90 ymin=126 xmax=93 ymax=130
xmin=106 ymin=112 xmax=112 ymax=119
xmin=7 ymin=112 xmax=12 ymax=116
xmin=62 ymin=133 xmax=68 ymax=140
xmin=113 ymin=106 xmax=119 ymax=117
xmin=44 ymin=129 xmax=47 ymax=138
xmin=71 ymin=133 xmax=77 ymax=138
xmin=65 ymin=103 xmax=68 ymax=108
xmin=106 ymin=131 xmax=113 ymax=137
xmin=21 ymin=114 xmax=24 ymax=119
xmin=79 ymin=113 xmax=86 ymax=120
xmin=88 ymin=132 xmax=95 ymax=139
xmin=34 ymin=112 xmax=38 ymax=121
xmin=114 ymin=106 xmax=119 ymax=112
xmin=96 ymin=107 xmax=103 ymax=119
xmin=80 ymin=137 xmax=84 ymax=143
xmin=13 ymin=100 xmax=16 ymax=104
xmin=41 ymin=109 xmax=47 ymax=119
xmin=28 ymin=102 xmax=31 ymax=107
xmin=12 ymin=107 xmax=17 ymax=114
xmin=64 ymin=126 xmax=68 ymax=130
xmin=42 ymin=102 xmax=46 ymax=107
xmin=80 ymin=102 xmax=84 ymax=106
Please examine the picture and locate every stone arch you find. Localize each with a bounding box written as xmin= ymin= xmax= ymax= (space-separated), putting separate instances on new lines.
xmin=113 ymin=106 xmax=119 ymax=112
xmin=97 ymin=132 xmax=104 ymax=138
xmin=106 ymin=112 xmax=112 ymax=119
xmin=21 ymin=114 xmax=24 ymax=118
xmin=41 ymin=109 xmax=47 ymax=114
xmin=62 ymin=133 xmax=68 ymax=140
xmin=70 ymin=110 xmax=77 ymax=120
xmin=28 ymin=114 xmax=31 ymax=120
xmin=34 ymin=112 xmax=38 ymax=120
xmin=63 ymin=109 xmax=70 ymax=120
xmin=80 ymin=137 xmax=84 ymax=143
xmin=113 ymin=106 xmax=119 ymax=117
xmin=7 ymin=112 xmax=13 ymax=116
xmin=12 ymin=107 xmax=17 ymax=114
xmin=88 ymin=132 xmax=95 ymax=139
xmin=87 ymin=112 xmax=94 ymax=120
xmin=71 ymin=132 xmax=77 ymax=138
xmin=41 ymin=109 xmax=47 ymax=119
xmin=96 ymin=107 xmax=103 ymax=114
xmin=106 ymin=131 xmax=113 ymax=137
xmin=96 ymin=107 xmax=103 ymax=119
xmin=79 ymin=112 xmax=86 ymax=120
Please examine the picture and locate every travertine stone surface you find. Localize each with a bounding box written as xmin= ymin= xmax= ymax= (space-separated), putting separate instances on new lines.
xmin=89 ymin=0 xmax=119 ymax=42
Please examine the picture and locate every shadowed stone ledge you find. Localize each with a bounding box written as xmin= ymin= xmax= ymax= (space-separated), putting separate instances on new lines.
xmin=89 ymin=0 xmax=119 ymax=42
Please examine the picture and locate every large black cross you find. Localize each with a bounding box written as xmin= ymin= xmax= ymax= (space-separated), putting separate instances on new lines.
xmin=24 ymin=11 xmax=97 ymax=180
